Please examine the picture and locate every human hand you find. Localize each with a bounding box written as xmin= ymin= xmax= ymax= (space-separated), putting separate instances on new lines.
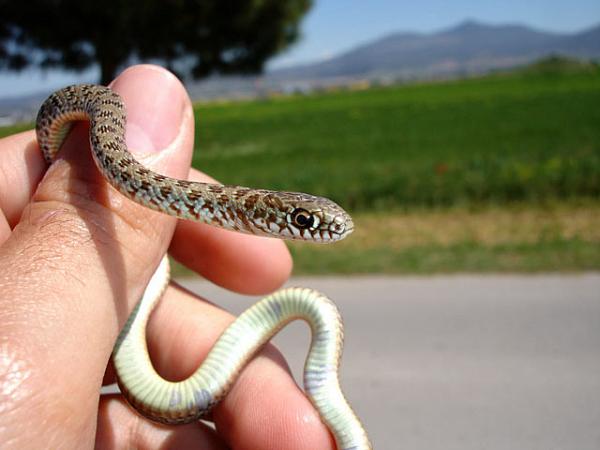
xmin=0 ymin=65 xmax=337 ymax=449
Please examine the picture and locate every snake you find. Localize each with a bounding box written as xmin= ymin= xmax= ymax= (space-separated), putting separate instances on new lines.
xmin=35 ymin=84 xmax=372 ymax=450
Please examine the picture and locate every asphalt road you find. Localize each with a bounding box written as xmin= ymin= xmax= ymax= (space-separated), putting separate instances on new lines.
xmin=178 ymin=274 xmax=600 ymax=450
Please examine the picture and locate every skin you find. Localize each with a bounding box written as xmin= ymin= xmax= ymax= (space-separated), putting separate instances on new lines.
xmin=0 ymin=65 xmax=337 ymax=449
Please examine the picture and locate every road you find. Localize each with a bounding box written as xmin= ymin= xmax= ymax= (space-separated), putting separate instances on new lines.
xmin=178 ymin=274 xmax=600 ymax=450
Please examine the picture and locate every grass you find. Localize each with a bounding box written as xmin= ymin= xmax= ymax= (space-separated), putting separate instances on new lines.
xmin=0 ymin=122 xmax=31 ymax=137
xmin=187 ymin=62 xmax=600 ymax=273
xmin=287 ymin=201 xmax=600 ymax=274
xmin=192 ymin=63 xmax=600 ymax=211
xmin=3 ymin=60 xmax=600 ymax=274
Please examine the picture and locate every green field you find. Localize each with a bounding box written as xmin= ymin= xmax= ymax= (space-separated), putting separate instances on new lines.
xmin=191 ymin=62 xmax=600 ymax=274
xmin=2 ymin=60 xmax=599 ymax=273
xmin=193 ymin=62 xmax=600 ymax=210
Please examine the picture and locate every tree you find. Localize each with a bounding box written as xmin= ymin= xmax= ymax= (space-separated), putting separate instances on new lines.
xmin=0 ymin=0 xmax=312 ymax=84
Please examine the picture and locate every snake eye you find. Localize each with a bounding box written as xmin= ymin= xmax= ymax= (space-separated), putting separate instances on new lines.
xmin=289 ymin=208 xmax=315 ymax=229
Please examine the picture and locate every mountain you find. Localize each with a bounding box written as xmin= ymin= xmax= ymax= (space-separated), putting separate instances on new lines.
xmin=2 ymin=20 xmax=599 ymax=121
xmin=269 ymin=20 xmax=600 ymax=80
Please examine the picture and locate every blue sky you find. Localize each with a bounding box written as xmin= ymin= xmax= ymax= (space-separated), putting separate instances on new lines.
xmin=1 ymin=0 xmax=599 ymax=98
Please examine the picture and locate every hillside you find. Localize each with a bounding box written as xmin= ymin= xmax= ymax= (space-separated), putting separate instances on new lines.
xmin=271 ymin=20 xmax=600 ymax=80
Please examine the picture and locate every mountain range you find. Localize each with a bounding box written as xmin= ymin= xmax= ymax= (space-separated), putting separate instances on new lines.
xmin=1 ymin=20 xmax=599 ymax=121
xmin=269 ymin=20 xmax=600 ymax=80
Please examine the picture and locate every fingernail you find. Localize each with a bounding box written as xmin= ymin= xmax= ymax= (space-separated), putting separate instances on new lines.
xmin=111 ymin=66 xmax=187 ymax=154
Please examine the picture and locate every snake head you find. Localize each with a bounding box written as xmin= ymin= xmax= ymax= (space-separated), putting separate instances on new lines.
xmin=239 ymin=190 xmax=354 ymax=243
xmin=283 ymin=195 xmax=354 ymax=243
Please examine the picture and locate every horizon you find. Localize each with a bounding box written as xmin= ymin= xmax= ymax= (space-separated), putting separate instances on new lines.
xmin=269 ymin=18 xmax=600 ymax=71
xmin=1 ymin=0 xmax=599 ymax=98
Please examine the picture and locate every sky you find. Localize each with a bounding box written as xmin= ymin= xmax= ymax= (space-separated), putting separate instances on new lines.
xmin=1 ymin=0 xmax=599 ymax=98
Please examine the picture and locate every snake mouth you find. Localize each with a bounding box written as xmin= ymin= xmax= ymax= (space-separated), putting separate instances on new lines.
xmin=336 ymin=226 xmax=354 ymax=241
xmin=336 ymin=215 xmax=355 ymax=240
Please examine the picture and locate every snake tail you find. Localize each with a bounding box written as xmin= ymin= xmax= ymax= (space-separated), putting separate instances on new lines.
xmin=113 ymin=258 xmax=371 ymax=450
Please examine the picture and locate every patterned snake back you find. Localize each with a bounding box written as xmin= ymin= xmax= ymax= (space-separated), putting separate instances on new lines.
xmin=36 ymin=84 xmax=353 ymax=242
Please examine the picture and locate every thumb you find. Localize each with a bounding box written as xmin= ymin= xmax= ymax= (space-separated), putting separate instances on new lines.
xmin=0 ymin=65 xmax=194 ymax=447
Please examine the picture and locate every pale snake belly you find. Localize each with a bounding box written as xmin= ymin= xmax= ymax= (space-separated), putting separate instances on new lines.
xmin=35 ymin=84 xmax=372 ymax=450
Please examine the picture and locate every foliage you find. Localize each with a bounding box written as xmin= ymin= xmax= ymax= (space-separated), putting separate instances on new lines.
xmin=518 ymin=54 xmax=600 ymax=76
xmin=0 ymin=0 xmax=312 ymax=84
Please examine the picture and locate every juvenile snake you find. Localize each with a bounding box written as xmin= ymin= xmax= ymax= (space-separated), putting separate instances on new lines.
xmin=36 ymin=84 xmax=372 ymax=450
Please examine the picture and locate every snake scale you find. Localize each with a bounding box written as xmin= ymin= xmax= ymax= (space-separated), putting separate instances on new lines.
xmin=36 ymin=84 xmax=372 ymax=450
